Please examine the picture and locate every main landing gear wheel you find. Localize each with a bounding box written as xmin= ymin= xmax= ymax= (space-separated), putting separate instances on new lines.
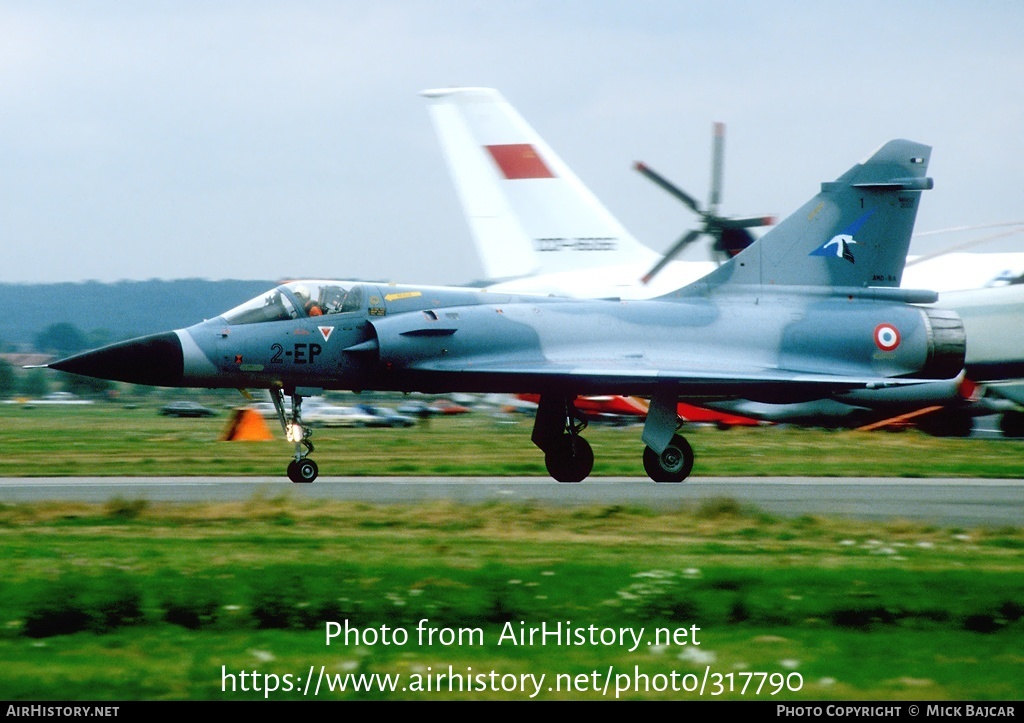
xmin=999 ymin=410 xmax=1024 ymax=439
xmin=287 ymin=458 xmax=318 ymax=484
xmin=643 ymin=434 xmax=694 ymax=483
xmin=917 ymin=408 xmax=973 ymax=438
xmin=545 ymin=435 xmax=594 ymax=483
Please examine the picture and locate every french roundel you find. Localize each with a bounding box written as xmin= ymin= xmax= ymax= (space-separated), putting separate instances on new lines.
xmin=874 ymin=323 xmax=900 ymax=352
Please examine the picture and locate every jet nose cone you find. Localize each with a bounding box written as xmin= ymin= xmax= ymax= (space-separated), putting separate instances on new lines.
xmin=49 ymin=332 xmax=184 ymax=386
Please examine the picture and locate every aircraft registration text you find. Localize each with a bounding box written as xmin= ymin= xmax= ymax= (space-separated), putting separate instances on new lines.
xmin=270 ymin=343 xmax=323 ymax=364
xmin=534 ymin=237 xmax=617 ymax=252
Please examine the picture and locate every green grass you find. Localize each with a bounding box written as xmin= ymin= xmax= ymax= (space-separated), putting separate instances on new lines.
xmin=0 ymin=499 xmax=1021 ymax=700
xmin=3 ymin=404 xmax=1024 ymax=477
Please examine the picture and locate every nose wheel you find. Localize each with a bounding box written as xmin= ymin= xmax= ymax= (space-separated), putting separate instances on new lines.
xmin=287 ymin=458 xmax=319 ymax=484
xmin=271 ymin=389 xmax=319 ymax=483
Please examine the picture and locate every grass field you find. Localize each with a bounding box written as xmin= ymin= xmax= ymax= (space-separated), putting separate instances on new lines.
xmin=3 ymin=403 xmax=1024 ymax=478
xmin=0 ymin=498 xmax=1021 ymax=700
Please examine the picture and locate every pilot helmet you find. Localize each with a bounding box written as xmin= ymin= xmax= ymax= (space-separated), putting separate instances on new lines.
xmin=291 ymin=284 xmax=311 ymax=303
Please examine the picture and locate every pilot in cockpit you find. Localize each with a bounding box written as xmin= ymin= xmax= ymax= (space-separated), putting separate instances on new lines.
xmin=291 ymin=285 xmax=324 ymax=317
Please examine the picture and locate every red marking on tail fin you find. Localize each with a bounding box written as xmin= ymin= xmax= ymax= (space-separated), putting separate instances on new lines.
xmin=485 ymin=144 xmax=555 ymax=179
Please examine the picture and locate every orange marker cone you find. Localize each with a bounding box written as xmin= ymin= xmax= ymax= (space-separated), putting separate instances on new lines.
xmin=220 ymin=408 xmax=274 ymax=441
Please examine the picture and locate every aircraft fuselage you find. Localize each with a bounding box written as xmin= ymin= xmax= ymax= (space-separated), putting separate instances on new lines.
xmin=57 ymin=281 xmax=963 ymax=405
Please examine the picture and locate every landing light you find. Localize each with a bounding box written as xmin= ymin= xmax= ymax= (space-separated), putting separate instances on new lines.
xmin=286 ymin=422 xmax=304 ymax=443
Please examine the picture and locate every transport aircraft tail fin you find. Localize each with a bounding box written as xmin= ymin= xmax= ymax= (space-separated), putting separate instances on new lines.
xmin=421 ymin=87 xmax=659 ymax=280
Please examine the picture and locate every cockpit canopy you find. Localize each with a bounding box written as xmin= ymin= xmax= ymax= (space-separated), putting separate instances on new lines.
xmin=222 ymin=281 xmax=365 ymax=325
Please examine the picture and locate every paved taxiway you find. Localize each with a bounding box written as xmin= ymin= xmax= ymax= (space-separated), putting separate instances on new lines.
xmin=1 ymin=477 xmax=1021 ymax=528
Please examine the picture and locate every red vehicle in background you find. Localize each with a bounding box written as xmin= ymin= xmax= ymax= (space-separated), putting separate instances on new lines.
xmin=517 ymin=394 xmax=761 ymax=428
xmin=429 ymin=399 xmax=471 ymax=415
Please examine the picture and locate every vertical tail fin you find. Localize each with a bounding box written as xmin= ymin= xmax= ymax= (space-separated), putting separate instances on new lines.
xmin=421 ymin=87 xmax=659 ymax=280
xmin=695 ymin=139 xmax=933 ymax=291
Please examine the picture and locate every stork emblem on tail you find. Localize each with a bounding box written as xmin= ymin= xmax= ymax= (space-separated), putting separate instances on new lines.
xmin=810 ymin=210 xmax=876 ymax=265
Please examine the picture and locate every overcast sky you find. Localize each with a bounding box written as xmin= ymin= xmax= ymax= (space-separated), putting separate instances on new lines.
xmin=2 ymin=1 xmax=1022 ymax=285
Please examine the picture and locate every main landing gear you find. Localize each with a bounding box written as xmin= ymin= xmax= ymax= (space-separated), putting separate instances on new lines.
xmin=642 ymin=434 xmax=694 ymax=483
xmin=271 ymin=389 xmax=318 ymax=483
xmin=640 ymin=392 xmax=694 ymax=483
xmin=531 ymin=395 xmax=594 ymax=483
xmin=530 ymin=392 xmax=696 ymax=483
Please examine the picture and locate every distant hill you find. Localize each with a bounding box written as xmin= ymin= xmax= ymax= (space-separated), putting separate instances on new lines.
xmin=0 ymin=279 xmax=278 ymax=348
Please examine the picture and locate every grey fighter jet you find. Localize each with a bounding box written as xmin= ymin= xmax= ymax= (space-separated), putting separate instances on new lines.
xmin=46 ymin=140 xmax=965 ymax=483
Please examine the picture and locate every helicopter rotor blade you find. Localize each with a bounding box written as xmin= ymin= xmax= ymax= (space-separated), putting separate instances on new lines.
xmin=636 ymin=123 xmax=777 ymax=281
xmin=641 ymin=228 xmax=703 ymax=284
xmin=634 ymin=161 xmax=702 ymax=215
xmin=708 ymin=122 xmax=725 ymax=211
xmin=716 ymin=215 xmax=777 ymax=230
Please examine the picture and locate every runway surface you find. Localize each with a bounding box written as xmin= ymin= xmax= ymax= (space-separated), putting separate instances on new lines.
xmin=1 ymin=476 xmax=1022 ymax=528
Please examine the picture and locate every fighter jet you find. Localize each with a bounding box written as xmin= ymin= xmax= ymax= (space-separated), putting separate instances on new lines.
xmin=45 ymin=138 xmax=964 ymax=483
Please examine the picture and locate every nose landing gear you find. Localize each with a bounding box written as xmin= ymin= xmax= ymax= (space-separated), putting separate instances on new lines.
xmin=286 ymin=458 xmax=319 ymax=484
xmin=271 ymin=389 xmax=319 ymax=483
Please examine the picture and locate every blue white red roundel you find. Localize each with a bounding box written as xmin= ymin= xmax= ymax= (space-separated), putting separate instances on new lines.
xmin=874 ymin=323 xmax=900 ymax=351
